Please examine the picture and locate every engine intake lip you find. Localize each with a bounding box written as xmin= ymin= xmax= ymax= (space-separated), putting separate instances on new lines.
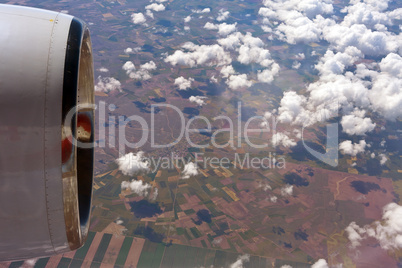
xmin=61 ymin=18 xmax=94 ymax=251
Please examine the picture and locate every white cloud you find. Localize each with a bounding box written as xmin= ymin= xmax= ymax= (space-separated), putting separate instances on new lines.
xmin=146 ymin=9 xmax=154 ymax=19
xmin=346 ymin=203 xmax=402 ymax=251
xmin=145 ymin=3 xmax=165 ymax=12
xmin=220 ymin=65 xmax=235 ymax=78
xmin=276 ymin=14 xmax=326 ymax=44
xmin=217 ymin=9 xmax=230 ymax=21
xmin=124 ymin=47 xmax=141 ymax=54
xmin=184 ymin=16 xmax=192 ymax=23
xmin=272 ymin=132 xmax=297 ymax=148
xmin=141 ymin=61 xmax=157 ymax=70
xmin=116 ymin=152 xmax=150 ymax=176
xmin=258 ymin=181 xmax=272 ymax=191
xmin=281 ymin=184 xmax=294 ymax=197
xmin=226 ymin=74 xmax=252 ymax=90
xmin=230 ymin=254 xmax=250 ymax=268
xmin=174 ymin=76 xmax=194 ymax=90
xmin=315 ymin=48 xmax=362 ymax=76
xmin=379 ymin=153 xmax=387 ymax=165
xmin=238 ymin=45 xmax=274 ymax=67
xmin=24 ymin=259 xmax=38 ymax=267
xmin=259 ymin=7 xmax=276 ymax=18
xmin=217 ymin=32 xmax=243 ymax=50
xmin=341 ymin=114 xmax=375 ymax=135
xmin=131 ymin=13 xmax=147 ymax=24
xmin=369 ymin=53 xmax=402 ymax=121
xmin=189 ymin=96 xmax=207 ymax=106
xmin=257 ymin=65 xmax=280 ymax=83
xmin=339 ymin=140 xmax=367 ymax=156
xmin=322 ymin=24 xmax=398 ymax=56
xmin=99 ymin=67 xmax=109 ymax=72
xmin=123 ymin=61 xmax=157 ymax=80
xmin=292 ymin=61 xmax=301 ymax=69
xmin=165 ymin=42 xmax=231 ymax=67
xmin=204 ymin=22 xmax=237 ymax=36
xmin=192 ymin=8 xmax=210 ymax=14
xmin=95 ymin=76 xmax=122 ymax=93
xmin=270 ymin=196 xmax=278 ymax=203
xmin=121 ymin=180 xmax=151 ymax=196
xmin=277 ymin=91 xmax=308 ymax=124
xmin=150 ymin=188 xmax=158 ymax=201
xmin=295 ymin=53 xmax=305 ymax=60
xmin=182 ymin=162 xmax=199 ymax=179
xmin=204 ymin=22 xmax=218 ymax=30
xmin=311 ymin=259 xmax=329 ymax=268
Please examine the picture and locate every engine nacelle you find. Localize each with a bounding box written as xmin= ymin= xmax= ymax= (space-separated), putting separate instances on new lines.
xmin=0 ymin=4 xmax=94 ymax=261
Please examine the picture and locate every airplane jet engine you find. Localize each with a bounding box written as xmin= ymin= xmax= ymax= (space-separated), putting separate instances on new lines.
xmin=0 ymin=4 xmax=95 ymax=261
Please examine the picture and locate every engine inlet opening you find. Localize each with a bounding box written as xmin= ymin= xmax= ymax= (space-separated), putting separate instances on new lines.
xmin=76 ymin=28 xmax=94 ymax=237
xmin=61 ymin=19 xmax=94 ymax=251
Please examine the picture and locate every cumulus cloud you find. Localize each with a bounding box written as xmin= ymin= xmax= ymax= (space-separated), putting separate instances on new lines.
xmin=124 ymin=47 xmax=141 ymax=54
xmin=95 ymin=76 xmax=122 ymax=93
xmin=184 ymin=15 xmax=192 ymax=23
xmin=270 ymin=196 xmax=278 ymax=203
xmin=341 ymin=114 xmax=375 ymax=135
xmin=226 ymin=74 xmax=252 ymax=90
xmin=131 ymin=13 xmax=146 ymax=24
xmin=257 ymin=63 xmax=280 ymax=84
xmin=326 ymin=25 xmax=396 ymax=56
xmin=230 ymin=254 xmax=250 ymax=268
xmin=379 ymin=153 xmax=387 ymax=165
xmin=281 ymin=184 xmax=294 ymax=197
xmin=220 ymin=65 xmax=235 ymax=78
xmin=121 ymin=180 xmax=151 ymax=196
xmin=99 ymin=67 xmax=109 ymax=72
xmin=123 ymin=61 xmax=157 ymax=80
xmin=174 ymin=76 xmax=194 ymax=90
xmin=238 ymin=44 xmax=274 ymax=67
xmin=315 ymin=47 xmax=362 ymax=76
xmin=150 ymin=188 xmax=158 ymax=201
xmin=165 ymin=42 xmax=231 ymax=67
xmin=346 ymin=203 xmax=402 ymax=251
xmin=192 ymin=8 xmax=210 ymax=14
xmin=189 ymin=96 xmax=207 ymax=106
xmin=258 ymin=181 xmax=272 ymax=191
xmin=145 ymin=3 xmax=165 ymax=12
xmin=182 ymin=162 xmax=199 ymax=179
xmin=116 ymin=152 xmax=150 ymax=176
xmin=277 ymin=91 xmax=309 ymax=124
xmin=369 ymin=53 xmax=402 ymax=121
xmin=217 ymin=9 xmax=230 ymax=21
xmin=311 ymin=259 xmax=329 ymax=268
xmin=146 ymin=9 xmax=154 ymax=18
xmin=272 ymin=132 xmax=297 ymax=148
xmin=204 ymin=22 xmax=218 ymax=30
xmin=339 ymin=140 xmax=367 ymax=156
xmin=204 ymin=22 xmax=237 ymax=36
xmin=292 ymin=61 xmax=301 ymax=69
xmin=24 ymin=259 xmax=38 ymax=267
